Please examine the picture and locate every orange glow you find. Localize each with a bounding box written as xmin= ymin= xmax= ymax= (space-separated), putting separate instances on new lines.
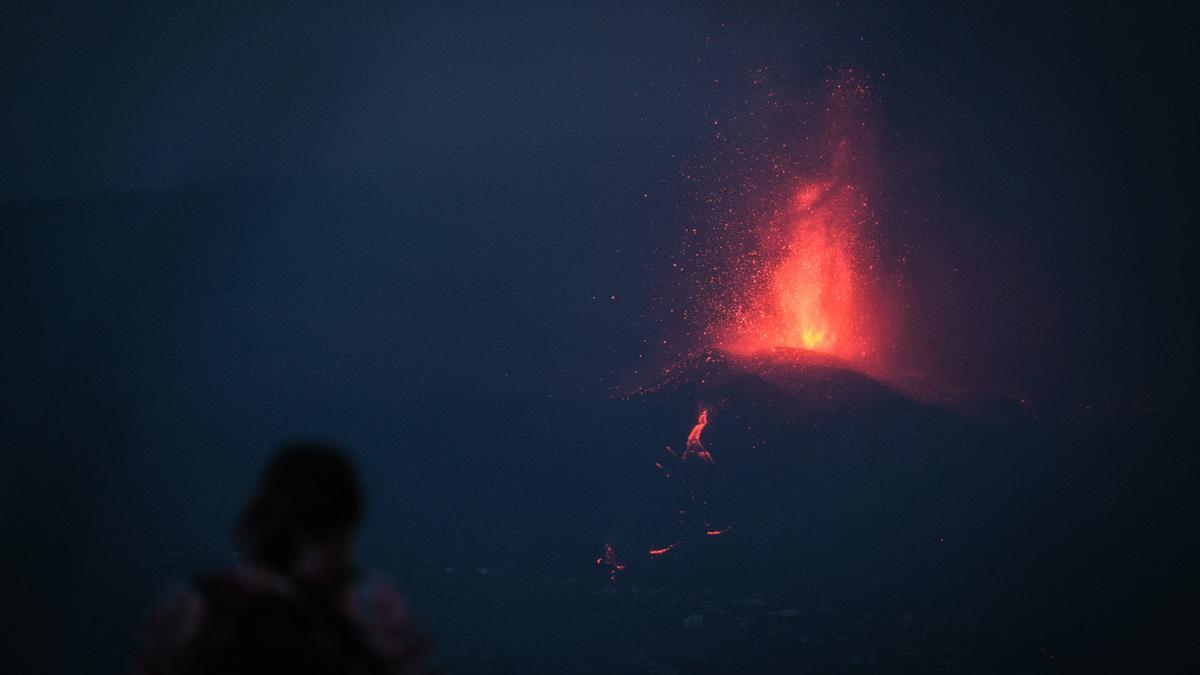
xmin=648 ymin=543 xmax=680 ymax=556
xmin=704 ymin=528 xmax=729 ymax=536
xmin=681 ymin=408 xmax=715 ymax=463
xmin=702 ymin=73 xmax=888 ymax=375
xmin=773 ymin=207 xmax=855 ymax=354
xmin=723 ymin=174 xmax=869 ymax=362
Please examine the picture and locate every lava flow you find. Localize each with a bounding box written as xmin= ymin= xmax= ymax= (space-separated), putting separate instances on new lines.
xmin=680 ymin=407 xmax=714 ymax=463
xmin=647 ymin=406 xmax=730 ymax=557
xmin=648 ymin=543 xmax=681 ymax=556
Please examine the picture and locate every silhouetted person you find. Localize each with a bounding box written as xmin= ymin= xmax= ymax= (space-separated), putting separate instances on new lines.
xmin=136 ymin=442 xmax=435 ymax=675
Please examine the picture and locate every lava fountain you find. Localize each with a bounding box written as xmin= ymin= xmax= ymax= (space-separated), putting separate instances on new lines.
xmin=724 ymin=177 xmax=865 ymax=359
xmin=689 ymin=72 xmax=894 ymax=377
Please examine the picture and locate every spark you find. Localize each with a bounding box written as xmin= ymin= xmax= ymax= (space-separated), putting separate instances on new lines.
xmin=648 ymin=543 xmax=681 ymax=556
xmin=596 ymin=543 xmax=627 ymax=582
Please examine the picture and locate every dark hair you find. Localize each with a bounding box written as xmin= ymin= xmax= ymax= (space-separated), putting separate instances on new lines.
xmin=236 ymin=441 xmax=362 ymax=570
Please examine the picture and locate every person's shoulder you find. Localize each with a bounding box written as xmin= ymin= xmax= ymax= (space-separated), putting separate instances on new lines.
xmin=136 ymin=563 xmax=298 ymax=674
xmin=346 ymin=574 xmax=439 ymax=673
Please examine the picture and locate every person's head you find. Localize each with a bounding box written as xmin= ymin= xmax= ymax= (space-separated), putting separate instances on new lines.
xmin=237 ymin=441 xmax=363 ymax=584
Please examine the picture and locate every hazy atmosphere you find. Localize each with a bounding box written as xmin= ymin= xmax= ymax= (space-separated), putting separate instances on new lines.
xmin=3 ymin=2 xmax=1196 ymax=673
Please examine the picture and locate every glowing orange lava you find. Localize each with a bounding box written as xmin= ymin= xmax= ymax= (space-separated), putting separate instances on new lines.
xmin=710 ymin=74 xmax=886 ymax=372
xmin=680 ymin=408 xmax=715 ymax=463
xmin=724 ymin=175 xmax=869 ymax=362
xmin=775 ymin=191 xmax=856 ymax=353
xmin=648 ymin=543 xmax=680 ymax=556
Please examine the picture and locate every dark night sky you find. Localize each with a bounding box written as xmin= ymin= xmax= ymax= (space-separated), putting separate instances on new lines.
xmin=2 ymin=2 xmax=1197 ymax=672
xmin=4 ymin=2 xmax=1194 ymax=409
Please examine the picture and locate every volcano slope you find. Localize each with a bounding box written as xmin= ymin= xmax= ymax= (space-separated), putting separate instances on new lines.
xmin=393 ymin=348 xmax=1193 ymax=672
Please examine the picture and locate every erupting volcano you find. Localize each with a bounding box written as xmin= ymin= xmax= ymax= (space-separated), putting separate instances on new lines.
xmin=722 ymin=176 xmax=869 ymax=362
xmin=673 ymin=71 xmax=896 ymax=381
xmin=603 ymin=72 xmax=909 ymax=581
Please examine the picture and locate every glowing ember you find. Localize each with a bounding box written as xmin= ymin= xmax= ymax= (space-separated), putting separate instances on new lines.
xmin=648 ymin=543 xmax=681 ymax=556
xmin=596 ymin=543 xmax=626 ymax=582
xmin=704 ymin=528 xmax=729 ymax=536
